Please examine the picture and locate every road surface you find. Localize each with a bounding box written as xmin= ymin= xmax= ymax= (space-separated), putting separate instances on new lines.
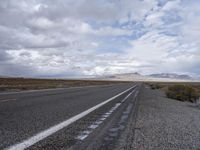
xmin=0 ymin=83 xmax=140 ymax=150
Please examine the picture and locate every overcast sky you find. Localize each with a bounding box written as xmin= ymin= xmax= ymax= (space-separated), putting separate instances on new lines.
xmin=0 ymin=0 xmax=200 ymax=78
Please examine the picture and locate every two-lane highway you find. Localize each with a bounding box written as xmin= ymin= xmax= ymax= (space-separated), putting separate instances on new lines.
xmin=0 ymin=83 xmax=136 ymax=149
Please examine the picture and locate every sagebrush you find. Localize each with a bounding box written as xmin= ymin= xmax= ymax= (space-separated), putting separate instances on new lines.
xmin=166 ymin=84 xmax=199 ymax=103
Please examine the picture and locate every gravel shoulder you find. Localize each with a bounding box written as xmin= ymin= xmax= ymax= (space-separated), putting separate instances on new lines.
xmin=119 ymin=85 xmax=200 ymax=150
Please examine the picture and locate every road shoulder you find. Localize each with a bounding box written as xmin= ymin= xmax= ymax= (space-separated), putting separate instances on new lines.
xmin=117 ymin=85 xmax=200 ymax=150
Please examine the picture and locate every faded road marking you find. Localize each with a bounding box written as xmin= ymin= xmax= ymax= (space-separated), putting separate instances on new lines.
xmin=6 ymin=85 xmax=137 ymax=150
xmin=76 ymin=89 xmax=135 ymax=141
xmin=0 ymin=99 xmax=16 ymax=103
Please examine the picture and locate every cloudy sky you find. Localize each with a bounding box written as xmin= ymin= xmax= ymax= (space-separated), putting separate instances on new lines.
xmin=0 ymin=0 xmax=200 ymax=78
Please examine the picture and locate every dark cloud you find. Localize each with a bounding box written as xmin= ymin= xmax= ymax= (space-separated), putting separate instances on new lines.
xmin=0 ymin=0 xmax=199 ymax=77
xmin=0 ymin=63 xmax=36 ymax=77
xmin=0 ymin=51 xmax=12 ymax=62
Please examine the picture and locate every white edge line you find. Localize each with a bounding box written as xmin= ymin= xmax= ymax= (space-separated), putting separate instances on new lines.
xmin=77 ymin=89 xmax=134 ymax=140
xmin=76 ymin=90 xmax=134 ymax=141
xmin=121 ymin=89 xmax=135 ymax=103
xmin=6 ymin=85 xmax=136 ymax=150
xmin=121 ymin=92 xmax=132 ymax=103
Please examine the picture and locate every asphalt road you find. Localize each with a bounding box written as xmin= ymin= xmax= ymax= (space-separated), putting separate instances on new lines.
xmin=0 ymin=83 xmax=137 ymax=149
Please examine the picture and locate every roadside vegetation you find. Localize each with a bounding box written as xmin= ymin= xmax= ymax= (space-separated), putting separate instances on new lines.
xmin=149 ymin=83 xmax=164 ymax=90
xmin=147 ymin=82 xmax=200 ymax=103
xmin=0 ymin=77 xmax=130 ymax=91
xmin=166 ymin=84 xmax=199 ymax=103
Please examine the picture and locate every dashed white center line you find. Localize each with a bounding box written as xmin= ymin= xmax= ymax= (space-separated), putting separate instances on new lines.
xmin=6 ymin=85 xmax=136 ymax=150
xmin=75 ymin=88 xmax=136 ymax=141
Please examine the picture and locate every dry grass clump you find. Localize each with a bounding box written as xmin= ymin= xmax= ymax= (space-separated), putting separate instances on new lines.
xmin=149 ymin=83 xmax=164 ymax=90
xmin=0 ymin=77 xmax=129 ymax=91
xmin=166 ymin=84 xmax=199 ymax=103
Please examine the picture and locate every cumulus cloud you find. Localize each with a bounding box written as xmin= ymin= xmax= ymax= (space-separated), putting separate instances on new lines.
xmin=0 ymin=0 xmax=199 ymax=77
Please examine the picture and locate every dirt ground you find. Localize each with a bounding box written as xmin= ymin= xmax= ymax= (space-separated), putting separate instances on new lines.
xmin=0 ymin=77 xmax=130 ymax=91
xmin=133 ymin=86 xmax=200 ymax=150
xmin=116 ymin=85 xmax=200 ymax=150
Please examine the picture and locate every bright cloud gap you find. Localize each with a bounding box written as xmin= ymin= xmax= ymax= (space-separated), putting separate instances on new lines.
xmin=0 ymin=0 xmax=199 ymax=78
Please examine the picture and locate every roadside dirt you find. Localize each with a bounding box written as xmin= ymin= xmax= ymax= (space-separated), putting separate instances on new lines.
xmin=0 ymin=77 xmax=130 ymax=92
xmin=119 ymin=85 xmax=200 ymax=150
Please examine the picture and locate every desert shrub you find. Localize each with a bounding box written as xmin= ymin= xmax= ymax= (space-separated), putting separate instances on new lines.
xmin=166 ymin=84 xmax=199 ymax=103
xmin=149 ymin=83 xmax=164 ymax=90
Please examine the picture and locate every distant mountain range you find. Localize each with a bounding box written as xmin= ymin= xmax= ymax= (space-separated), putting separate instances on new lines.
xmin=0 ymin=73 xmax=198 ymax=82
xmin=97 ymin=72 xmax=197 ymax=82
xmin=148 ymin=73 xmax=192 ymax=80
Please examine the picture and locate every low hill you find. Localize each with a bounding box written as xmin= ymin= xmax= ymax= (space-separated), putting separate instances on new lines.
xmin=149 ymin=73 xmax=192 ymax=80
xmin=97 ymin=72 xmax=197 ymax=82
